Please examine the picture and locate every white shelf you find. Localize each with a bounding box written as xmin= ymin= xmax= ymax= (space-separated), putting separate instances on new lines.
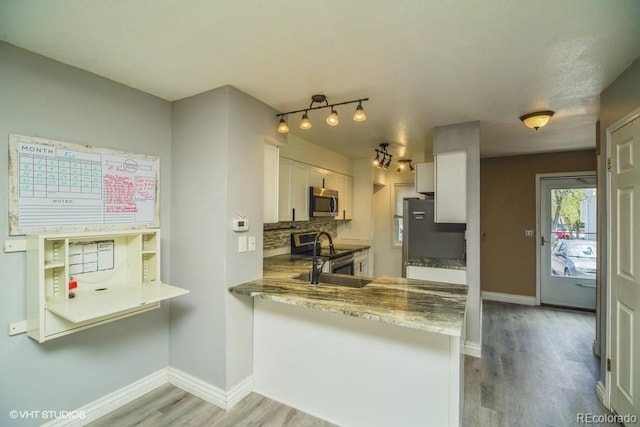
xmin=46 ymin=282 xmax=188 ymax=323
xmin=26 ymin=229 xmax=189 ymax=342
xmin=44 ymin=262 xmax=65 ymax=269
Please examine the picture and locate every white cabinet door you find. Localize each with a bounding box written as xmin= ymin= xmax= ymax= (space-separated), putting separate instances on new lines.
xmin=434 ymin=151 xmax=466 ymax=223
xmin=325 ymin=172 xmax=352 ymax=220
xmin=264 ymin=144 xmax=279 ymax=223
xmin=291 ymin=162 xmax=309 ymax=221
xmin=278 ymin=158 xmax=309 ymax=222
xmin=341 ymin=175 xmax=353 ymax=220
xmin=308 ymin=167 xmax=325 ymax=189
xmin=415 ymin=162 xmax=434 ymax=193
xmin=354 ymin=249 xmax=369 ymax=277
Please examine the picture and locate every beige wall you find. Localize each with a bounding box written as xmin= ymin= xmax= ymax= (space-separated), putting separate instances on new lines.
xmin=481 ymin=150 xmax=596 ymax=296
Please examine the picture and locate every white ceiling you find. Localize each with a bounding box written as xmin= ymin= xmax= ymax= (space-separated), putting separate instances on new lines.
xmin=1 ymin=1 xmax=639 ymax=161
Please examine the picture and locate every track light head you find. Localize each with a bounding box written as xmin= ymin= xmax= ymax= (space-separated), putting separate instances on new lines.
xmin=277 ymin=117 xmax=289 ymax=134
xmin=300 ymin=112 xmax=312 ymax=130
xmin=353 ymin=102 xmax=366 ymax=122
xmin=326 ymin=109 xmax=339 ymax=126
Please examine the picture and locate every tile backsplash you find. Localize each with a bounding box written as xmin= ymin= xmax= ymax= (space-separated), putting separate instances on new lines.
xmin=263 ymin=219 xmax=338 ymax=251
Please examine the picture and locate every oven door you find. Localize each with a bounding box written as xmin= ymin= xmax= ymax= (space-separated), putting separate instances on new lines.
xmin=330 ymin=254 xmax=355 ymax=275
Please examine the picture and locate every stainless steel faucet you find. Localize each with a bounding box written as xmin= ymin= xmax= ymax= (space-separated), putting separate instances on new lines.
xmin=311 ymin=232 xmax=335 ymax=284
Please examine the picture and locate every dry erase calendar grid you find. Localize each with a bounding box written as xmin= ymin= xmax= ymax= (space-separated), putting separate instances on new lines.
xmin=9 ymin=134 xmax=160 ymax=235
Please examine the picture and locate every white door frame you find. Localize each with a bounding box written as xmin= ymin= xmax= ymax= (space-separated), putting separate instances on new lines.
xmin=602 ymin=106 xmax=640 ymax=409
xmin=535 ymin=171 xmax=597 ymax=306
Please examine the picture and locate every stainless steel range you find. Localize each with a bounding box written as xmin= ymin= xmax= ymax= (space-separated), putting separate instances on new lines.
xmin=290 ymin=232 xmax=355 ymax=275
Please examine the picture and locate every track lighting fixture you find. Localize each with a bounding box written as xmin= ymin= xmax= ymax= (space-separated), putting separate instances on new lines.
xmin=275 ymin=94 xmax=369 ymax=134
xmin=396 ymin=159 xmax=415 ymax=174
xmin=372 ymin=143 xmax=392 ymax=170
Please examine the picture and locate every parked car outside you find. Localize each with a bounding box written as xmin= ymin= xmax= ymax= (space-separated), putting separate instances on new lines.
xmin=551 ymin=240 xmax=596 ymax=278
xmin=553 ymin=227 xmax=571 ymax=240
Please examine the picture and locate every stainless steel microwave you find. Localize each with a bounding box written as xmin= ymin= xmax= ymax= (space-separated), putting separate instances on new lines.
xmin=309 ymin=187 xmax=338 ymax=218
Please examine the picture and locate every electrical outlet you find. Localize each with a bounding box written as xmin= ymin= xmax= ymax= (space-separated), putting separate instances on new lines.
xmin=248 ymin=236 xmax=256 ymax=252
xmin=524 ymin=229 xmax=534 ymax=237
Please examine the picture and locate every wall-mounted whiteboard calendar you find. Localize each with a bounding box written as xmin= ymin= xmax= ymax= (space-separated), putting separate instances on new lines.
xmin=8 ymin=134 xmax=160 ymax=235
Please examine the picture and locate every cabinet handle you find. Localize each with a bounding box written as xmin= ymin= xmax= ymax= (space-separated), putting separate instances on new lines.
xmin=292 ymin=208 xmax=295 ymax=221
xmin=343 ymin=209 xmax=346 ymax=220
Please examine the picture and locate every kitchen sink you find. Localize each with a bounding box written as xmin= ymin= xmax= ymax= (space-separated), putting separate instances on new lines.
xmin=292 ymin=272 xmax=372 ymax=288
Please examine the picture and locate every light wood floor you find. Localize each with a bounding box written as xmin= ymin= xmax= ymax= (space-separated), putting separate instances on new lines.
xmin=463 ymin=301 xmax=616 ymax=427
xmin=90 ymin=301 xmax=613 ymax=427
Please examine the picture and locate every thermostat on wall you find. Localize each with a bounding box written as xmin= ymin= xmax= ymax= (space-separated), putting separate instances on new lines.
xmin=233 ymin=218 xmax=249 ymax=232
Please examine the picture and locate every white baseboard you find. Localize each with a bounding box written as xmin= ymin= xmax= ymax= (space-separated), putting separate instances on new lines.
xmin=42 ymin=368 xmax=169 ymax=427
xmin=168 ymin=366 xmax=254 ymax=410
xmin=482 ymin=291 xmax=536 ymax=306
xmin=596 ymin=380 xmax=609 ymax=409
xmin=463 ymin=340 xmax=481 ymax=358
xmin=43 ymin=367 xmax=254 ymax=426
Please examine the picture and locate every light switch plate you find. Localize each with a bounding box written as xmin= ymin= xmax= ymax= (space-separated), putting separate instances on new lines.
xmin=238 ymin=236 xmax=247 ymax=253
xmin=248 ymin=236 xmax=256 ymax=251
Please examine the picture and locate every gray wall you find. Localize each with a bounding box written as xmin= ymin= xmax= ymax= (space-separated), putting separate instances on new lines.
xmin=598 ymin=56 xmax=640 ymax=382
xmin=433 ymin=121 xmax=481 ymax=349
xmin=170 ymin=86 xmax=277 ymax=389
xmin=0 ymin=42 xmax=173 ymax=426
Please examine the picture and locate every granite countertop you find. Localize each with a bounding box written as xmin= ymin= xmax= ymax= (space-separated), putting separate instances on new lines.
xmin=229 ymin=254 xmax=468 ymax=337
xmin=405 ymin=257 xmax=467 ymax=270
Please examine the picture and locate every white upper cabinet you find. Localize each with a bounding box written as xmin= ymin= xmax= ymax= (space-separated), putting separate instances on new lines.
xmin=434 ymin=151 xmax=466 ymax=223
xmin=308 ymin=167 xmax=325 ymax=189
xmin=279 ymin=160 xmax=352 ymax=222
xmin=415 ymin=162 xmax=435 ymax=193
xmin=278 ymin=158 xmax=309 ymax=222
xmin=264 ymin=143 xmax=279 ymax=223
xmin=341 ymin=175 xmax=353 ymax=220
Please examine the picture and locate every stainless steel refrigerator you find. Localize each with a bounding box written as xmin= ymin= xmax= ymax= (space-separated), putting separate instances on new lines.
xmin=401 ymin=198 xmax=466 ymax=277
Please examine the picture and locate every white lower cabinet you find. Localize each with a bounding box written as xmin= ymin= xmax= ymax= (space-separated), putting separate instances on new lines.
xmin=406 ymin=266 xmax=467 ymax=285
xmin=354 ymin=249 xmax=369 ymax=277
xmin=26 ymin=229 xmax=189 ymax=342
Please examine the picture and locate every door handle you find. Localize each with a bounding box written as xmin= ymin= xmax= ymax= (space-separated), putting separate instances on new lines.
xmin=540 ymin=236 xmax=551 ymax=246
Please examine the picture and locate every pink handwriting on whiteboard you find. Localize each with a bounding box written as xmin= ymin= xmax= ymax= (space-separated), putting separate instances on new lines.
xmin=104 ymin=174 xmax=138 ymax=213
xmin=135 ymin=177 xmax=156 ymax=200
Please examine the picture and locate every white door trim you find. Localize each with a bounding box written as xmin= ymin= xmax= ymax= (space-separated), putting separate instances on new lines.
xmin=604 ymin=106 xmax=640 ymax=410
xmin=535 ymin=171 xmax=597 ymax=306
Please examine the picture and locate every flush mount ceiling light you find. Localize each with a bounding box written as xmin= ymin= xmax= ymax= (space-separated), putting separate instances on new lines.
xmin=276 ymin=94 xmax=369 ymax=134
xmin=372 ymin=143 xmax=392 ymax=170
xmin=520 ymin=110 xmax=555 ymax=130
xmin=396 ymin=159 xmax=415 ymax=174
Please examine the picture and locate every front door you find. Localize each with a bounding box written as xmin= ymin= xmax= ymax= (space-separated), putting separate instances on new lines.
xmin=540 ymin=175 xmax=597 ymax=310
xmin=609 ymin=113 xmax=640 ymax=419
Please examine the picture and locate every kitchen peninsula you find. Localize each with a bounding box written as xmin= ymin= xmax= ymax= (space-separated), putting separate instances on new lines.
xmin=230 ymin=255 xmax=468 ymax=427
